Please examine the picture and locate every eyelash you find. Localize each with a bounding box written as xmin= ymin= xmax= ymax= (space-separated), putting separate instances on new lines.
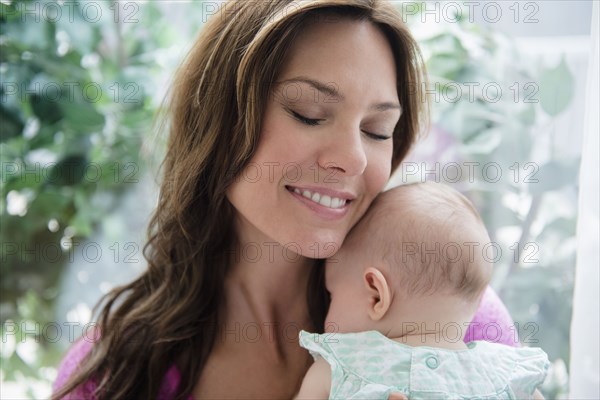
xmin=290 ymin=110 xmax=391 ymax=141
xmin=292 ymin=110 xmax=322 ymax=126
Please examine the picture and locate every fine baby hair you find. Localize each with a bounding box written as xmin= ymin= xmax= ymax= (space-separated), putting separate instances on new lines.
xmin=349 ymin=181 xmax=493 ymax=308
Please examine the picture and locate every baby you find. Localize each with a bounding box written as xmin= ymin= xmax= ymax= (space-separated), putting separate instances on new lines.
xmin=295 ymin=182 xmax=549 ymax=400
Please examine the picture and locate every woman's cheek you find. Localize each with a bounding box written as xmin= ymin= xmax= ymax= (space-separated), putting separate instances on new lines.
xmin=361 ymin=146 xmax=393 ymax=209
xmin=369 ymin=145 xmax=394 ymax=192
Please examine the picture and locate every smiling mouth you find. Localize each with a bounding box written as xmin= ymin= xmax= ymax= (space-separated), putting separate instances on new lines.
xmin=285 ymin=186 xmax=352 ymax=209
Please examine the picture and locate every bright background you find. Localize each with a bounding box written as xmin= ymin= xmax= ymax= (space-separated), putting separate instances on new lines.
xmin=1 ymin=1 xmax=598 ymax=398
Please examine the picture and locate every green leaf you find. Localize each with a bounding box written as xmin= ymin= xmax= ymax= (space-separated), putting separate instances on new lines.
xmin=439 ymin=101 xmax=494 ymax=141
xmin=539 ymin=57 xmax=575 ymax=116
xmin=518 ymin=104 xmax=536 ymax=126
xmin=27 ymin=190 xmax=71 ymax=221
xmin=44 ymin=154 xmax=87 ymax=186
xmin=0 ymin=3 xmax=20 ymax=22
xmin=28 ymin=73 xmax=64 ymax=124
xmin=529 ymin=158 xmax=581 ymax=195
xmin=423 ymin=34 xmax=468 ymax=80
xmin=462 ymin=128 xmax=502 ymax=154
xmin=58 ymin=98 xmax=105 ymax=133
xmin=56 ymin=4 xmax=98 ymax=56
xmin=30 ymin=93 xmax=63 ymax=124
xmin=1 ymin=17 xmax=52 ymax=50
xmin=69 ymin=212 xmax=94 ymax=237
xmin=427 ymin=54 xmax=465 ymax=80
xmin=0 ymin=105 xmax=24 ymax=142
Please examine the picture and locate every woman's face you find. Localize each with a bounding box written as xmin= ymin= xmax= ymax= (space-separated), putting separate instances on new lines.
xmin=227 ymin=18 xmax=401 ymax=258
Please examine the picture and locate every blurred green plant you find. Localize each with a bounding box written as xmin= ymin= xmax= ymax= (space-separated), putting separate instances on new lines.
xmin=402 ymin=4 xmax=579 ymax=398
xmin=0 ymin=0 xmax=205 ymax=397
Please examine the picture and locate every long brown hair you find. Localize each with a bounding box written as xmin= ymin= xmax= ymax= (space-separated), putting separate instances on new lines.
xmin=53 ymin=1 xmax=428 ymax=399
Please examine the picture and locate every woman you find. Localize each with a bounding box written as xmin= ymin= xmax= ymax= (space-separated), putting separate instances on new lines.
xmin=53 ymin=1 xmax=518 ymax=399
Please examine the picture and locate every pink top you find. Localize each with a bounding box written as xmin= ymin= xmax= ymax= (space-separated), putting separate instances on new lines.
xmin=53 ymin=286 xmax=519 ymax=399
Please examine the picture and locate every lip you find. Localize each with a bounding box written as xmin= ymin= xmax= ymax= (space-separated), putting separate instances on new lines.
xmin=285 ymin=185 xmax=354 ymax=221
xmin=286 ymin=185 xmax=357 ymax=201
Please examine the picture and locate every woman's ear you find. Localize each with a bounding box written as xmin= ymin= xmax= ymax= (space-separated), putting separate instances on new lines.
xmin=363 ymin=267 xmax=392 ymax=321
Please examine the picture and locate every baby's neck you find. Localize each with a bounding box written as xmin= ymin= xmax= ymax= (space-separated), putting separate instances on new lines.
xmin=389 ymin=332 xmax=468 ymax=350
xmin=385 ymin=295 xmax=477 ymax=350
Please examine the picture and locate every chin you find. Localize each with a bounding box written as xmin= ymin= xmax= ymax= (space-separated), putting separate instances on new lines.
xmin=292 ymin=232 xmax=344 ymax=260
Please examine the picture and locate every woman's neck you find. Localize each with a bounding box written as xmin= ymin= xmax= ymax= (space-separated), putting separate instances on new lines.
xmin=220 ymin=239 xmax=315 ymax=362
xmin=225 ymin=244 xmax=315 ymax=320
xmin=227 ymin=213 xmax=315 ymax=314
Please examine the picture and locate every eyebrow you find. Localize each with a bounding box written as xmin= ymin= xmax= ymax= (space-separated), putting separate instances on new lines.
xmin=276 ymin=76 xmax=402 ymax=113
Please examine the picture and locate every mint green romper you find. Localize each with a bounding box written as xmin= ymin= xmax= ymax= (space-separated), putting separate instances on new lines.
xmin=299 ymin=330 xmax=549 ymax=400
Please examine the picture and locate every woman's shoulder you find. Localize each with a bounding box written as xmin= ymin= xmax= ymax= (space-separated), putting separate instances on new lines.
xmin=53 ymin=332 xmax=190 ymax=400
xmin=53 ymin=335 xmax=98 ymax=399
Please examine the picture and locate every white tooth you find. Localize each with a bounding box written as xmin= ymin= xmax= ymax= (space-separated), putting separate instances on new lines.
xmin=319 ymin=195 xmax=332 ymax=208
xmin=311 ymin=192 xmax=321 ymax=202
xmin=302 ymin=190 xmax=312 ymax=199
xmin=294 ymin=188 xmax=301 ymax=194
xmin=331 ymin=198 xmax=340 ymax=208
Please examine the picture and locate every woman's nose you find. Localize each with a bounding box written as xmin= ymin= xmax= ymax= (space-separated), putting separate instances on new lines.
xmin=316 ymin=127 xmax=368 ymax=177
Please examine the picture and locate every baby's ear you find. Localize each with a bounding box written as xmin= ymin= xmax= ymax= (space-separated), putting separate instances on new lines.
xmin=364 ymin=267 xmax=392 ymax=321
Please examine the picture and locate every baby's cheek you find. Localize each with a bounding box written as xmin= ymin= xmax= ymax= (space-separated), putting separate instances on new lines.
xmin=324 ymin=320 xmax=337 ymax=333
xmin=327 ymin=306 xmax=351 ymax=333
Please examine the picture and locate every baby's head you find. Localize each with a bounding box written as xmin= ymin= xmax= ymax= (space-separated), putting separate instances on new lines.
xmin=324 ymin=182 xmax=493 ymax=339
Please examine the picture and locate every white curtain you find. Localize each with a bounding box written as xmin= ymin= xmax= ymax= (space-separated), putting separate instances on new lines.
xmin=569 ymin=2 xmax=600 ymax=398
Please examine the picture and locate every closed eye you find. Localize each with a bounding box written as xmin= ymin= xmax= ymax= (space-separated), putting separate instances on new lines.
xmin=363 ymin=131 xmax=391 ymax=141
xmin=289 ymin=108 xmax=391 ymax=141
xmin=290 ymin=110 xmax=323 ymax=126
